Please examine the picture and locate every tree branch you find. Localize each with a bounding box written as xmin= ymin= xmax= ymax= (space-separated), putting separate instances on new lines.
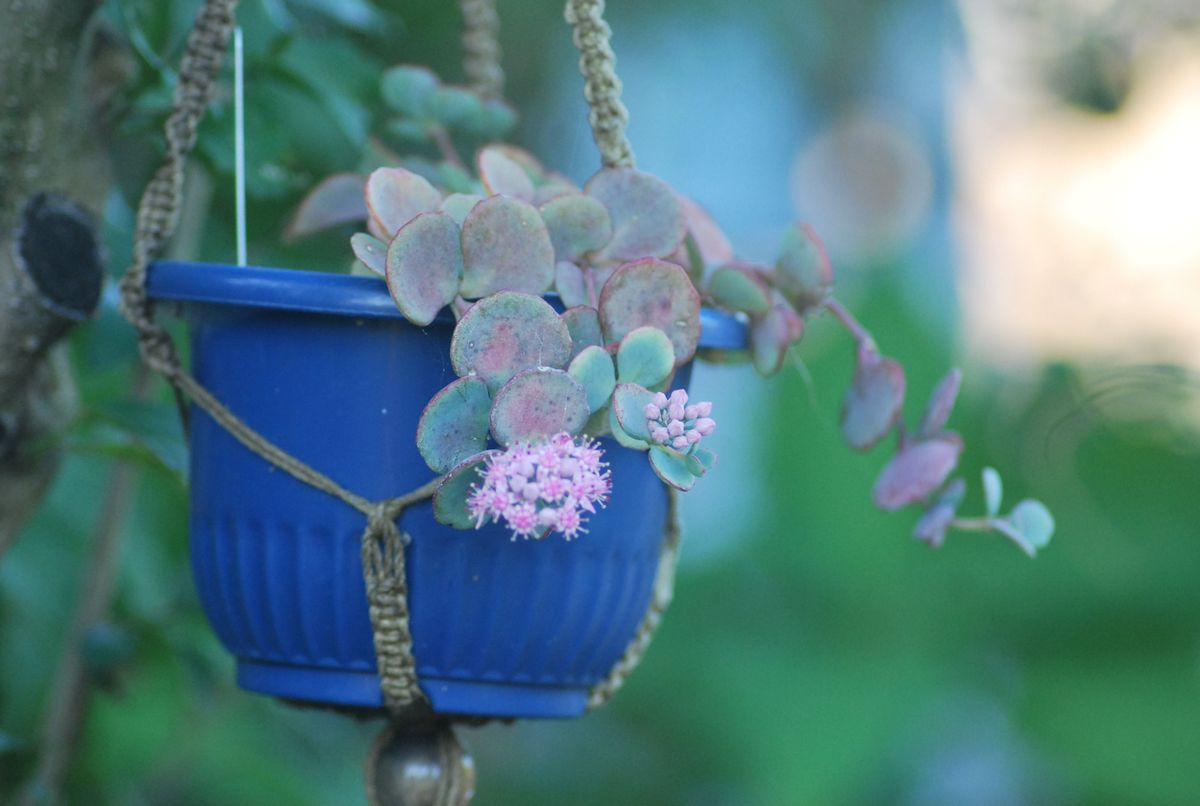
xmin=0 ymin=0 xmax=125 ymax=552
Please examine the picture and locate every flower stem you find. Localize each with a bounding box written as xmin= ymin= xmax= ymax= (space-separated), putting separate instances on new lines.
xmin=824 ymin=296 xmax=877 ymax=351
xmin=431 ymin=125 xmax=467 ymax=172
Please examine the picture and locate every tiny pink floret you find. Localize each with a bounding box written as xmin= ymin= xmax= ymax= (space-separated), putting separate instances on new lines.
xmin=467 ymin=432 xmax=611 ymax=541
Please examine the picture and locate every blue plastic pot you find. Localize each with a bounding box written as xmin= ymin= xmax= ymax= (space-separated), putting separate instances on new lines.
xmin=147 ymin=262 xmax=746 ymax=719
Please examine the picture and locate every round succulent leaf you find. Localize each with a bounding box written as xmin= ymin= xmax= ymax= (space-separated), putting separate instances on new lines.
xmin=488 ymin=145 xmax=546 ymax=179
xmin=366 ymin=167 xmax=442 ymax=237
xmin=534 ymin=172 xmax=581 ymax=205
xmin=616 ymin=326 xmax=675 ymax=387
xmin=459 ymin=195 xmax=555 ymax=299
xmin=416 ymin=376 xmax=492 ymax=473
xmin=872 ymin=435 xmax=964 ymax=511
xmin=380 ymin=65 xmax=439 ymax=116
xmin=539 ymin=193 xmax=613 ymax=263
xmin=440 ymin=193 xmax=483 ymax=226
xmin=608 ymin=405 xmax=649 ymax=450
xmin=585 ymin=169 xmax=687 ymax=263
xmin=568 ymin=345 xmax=616 ymax=413
xmin=479 ymin=99 xmax=518 ymax=138
xmin=477 ymin=146 xmax=535 ymax=201
xmin=775 ymin=222 xmax=833 ymax=312
xmin=707 ymin=264 xmax=772 ymax=316
xmin=285 ymin=173 xmax=367 ymax=241
xmin=750 ymin=304 xmax=803 ymax=376
xmin=610 ymin=383 xmax=656 ymax=443
xmin=433 ymin=451 xmax=498 ymax=529
xmin=912 ymin=501 xmax=955 ymax=548
xmin=982 ymin=466 xmax=1003 ymax=517
xmin=649 ymin=446 xmax=698 ymax=491
xmin=562 ymin=305 xmax=604 ymax=359
xmin=691 ymin=447 xmax=718 ymax=473
xmin=554 ymin=261 xmax=589 ymax=308
xmin=450 ymin=291 xmax=572 ymax=391
xmin=919 ymin=367 xmax=963 ymax=439
xmin=1006 ymin=499 xmax=1055 ymax=553
xmin=387 ymin=117 xmax=434 ymax=146
xmin=490 ymin=368 xmax=589 ymax=446
xmin=598 ymin=258 xmax=701 ymax=365
xmin=677 ymin=193 xmax=734 ymax=264
xmin=584 ymin=406 xmax=611 ymax=438
xmin=841 ymin=352 xmax=906 ymax=451
xmin=350 ymin=232 xmax=387 ymax=276
xmin=427 ymin=85 xmax=486 ymax=129
xmin=385 ymin=212 xmax=463 ymax=326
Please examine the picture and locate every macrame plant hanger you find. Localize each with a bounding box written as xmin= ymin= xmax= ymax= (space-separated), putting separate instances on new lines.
xmin=118 ymin=1 xmax=679 ymax=802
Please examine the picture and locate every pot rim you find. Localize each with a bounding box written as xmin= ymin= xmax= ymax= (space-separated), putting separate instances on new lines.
xmin=147 ymin=260 xmax=749 ymax=350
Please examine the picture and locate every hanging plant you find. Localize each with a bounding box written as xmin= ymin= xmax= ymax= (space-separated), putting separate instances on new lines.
xmin=111 ymin=0 xmax=1054 ymax=800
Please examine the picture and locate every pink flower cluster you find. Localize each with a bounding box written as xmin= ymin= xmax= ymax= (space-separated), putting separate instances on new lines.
xmin=466 ymin=432 xmax=612 ymax=541
xmin=644 ymin=389 xmax=715 ymax=451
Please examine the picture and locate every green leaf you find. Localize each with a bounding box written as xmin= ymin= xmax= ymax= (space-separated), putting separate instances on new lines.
xmin=608 ymin=405 xmax=650 ymax=450
xmin=568 ymin=345 xmax=617 ymax=413
xmin=416 ymin=376 xmax=492 ymax=473
xmin=585 ymin=168 xmax=686 ymax=263
xmin=433 ymin=452 xmax=496 ymax=529
xmin=477 ymin=146 xmax=535 ymax=201
xmin=775 ymin=222 xmax=833 ymax=312
xmin=707 ymin=264 xmax=772 ymax=316
xmin=365 ymin=167 xmax=441 ymax=237
xmin=1004 ymin=499 xmax=1055 ymax=555
xmin=982 ymin=467 xmax=1003 ymax=517
xmin=610 ymin=383 xmax=655 ymax=443
xmin=380 ymin=64 xmax=439 ymax=116
xmin=284 ymin=172 xmax=367 ymax=240
xmin=562 ymin=305 xmax=604 ymax=359
xmin=616 ymin=326 xmax=675 ymax=387
xmin=649 ymin=445 xmax=697 ymax=491
xmin=540 ymin=193 xmax=613 ymax=263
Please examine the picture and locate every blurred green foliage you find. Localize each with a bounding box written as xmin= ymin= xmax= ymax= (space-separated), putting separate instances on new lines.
xmin=3 ymin=0 xmax=1199 ymax=803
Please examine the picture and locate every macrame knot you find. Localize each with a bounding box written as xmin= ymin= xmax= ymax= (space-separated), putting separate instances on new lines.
xmin=361 ymin=501 xmax=424 ymax=714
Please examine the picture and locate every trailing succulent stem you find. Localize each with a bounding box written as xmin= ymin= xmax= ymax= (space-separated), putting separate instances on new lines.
xmin=290 ymin=62 xmax=1053 ymax=554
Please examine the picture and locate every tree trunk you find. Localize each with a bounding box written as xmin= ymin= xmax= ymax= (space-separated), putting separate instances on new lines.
xmin=0 ymin=0 xmax=121 ymax=551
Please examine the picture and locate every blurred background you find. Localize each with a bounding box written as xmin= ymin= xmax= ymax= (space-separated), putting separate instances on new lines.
xmin=3 ymin=0 xmax=1199 ymax=802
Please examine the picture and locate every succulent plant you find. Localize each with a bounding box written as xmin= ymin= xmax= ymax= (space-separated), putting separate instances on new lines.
xmin=287 ymin=62 xmax=1054 ymax=554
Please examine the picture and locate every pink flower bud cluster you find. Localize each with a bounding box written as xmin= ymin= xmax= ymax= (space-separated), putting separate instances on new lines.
xmin=466 ymin=432 xmax=611 ymax=541
xmin=643 ymin=389 xmax=715 ymax=452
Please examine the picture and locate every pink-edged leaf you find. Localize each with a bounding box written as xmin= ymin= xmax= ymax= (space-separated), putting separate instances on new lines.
xmin=540 ymin=194 xmax=612 ymax=263
xmin=598 ymin=258 xmax=701 ymax=365
xmin=350 ymin=233 xmax=387 ymax=276
xmin=750 ymin=303 xmax=804 ymax=376
xmin=873 ymin=435 xmax=963 ymax=511
xmin=707 ymin=264 xmax=772 ymax=316
xmin=610 ymin=383 xmax=654 ymax=444
xmin=433 ymin=451 xmax=498 ymax=529
xmin=416 ymin=376 xmax=492 ymax=473
xmin=477 ymin=146 xmax=535 ymax=202
xmin=842 ymin=350 xmax=906 ymax=451
xmin=489 ymin=368 xmax=589 ymax=446
xmin=561 ymin=305 xmax=603 ymax=359
xmin=555 ymin=261 xmax=590 ymax=308
xmin=919 ymin=368 xmax=962 ymax=438
xmin=450 ymin=292 xmax=572 ymax=392
xmin=775 ymin=222 xmax=833 ymax=312
xmin=284 ymin=173 xmax=367 ymax=241
xmin=459 ymin=195 xmax=555 ymax=299
xmin=385 ymin=212 xmax=463 ymax=326
xmin=648 ymin=445 xmax=697 ymax=491
xmin=585 ymin=169 xmax=686 ymax=264
xmin=366 ymin=167 xmax=442 ymax=237
xmin=677 ymin=193 xmax=733 ymax=264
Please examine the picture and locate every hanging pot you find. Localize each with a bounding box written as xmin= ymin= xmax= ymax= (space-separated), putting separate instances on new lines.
xmin=148 ymin=260 xmax=746 ymax=719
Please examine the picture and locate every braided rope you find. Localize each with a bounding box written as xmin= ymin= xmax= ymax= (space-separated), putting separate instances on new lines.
xmin=459 ymin=0 xmax=504 ymax=99
xmin=564 ymin=0 xmax=635 ymax=169
xmin=587 ymin=489 xmax=680 ymax=709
